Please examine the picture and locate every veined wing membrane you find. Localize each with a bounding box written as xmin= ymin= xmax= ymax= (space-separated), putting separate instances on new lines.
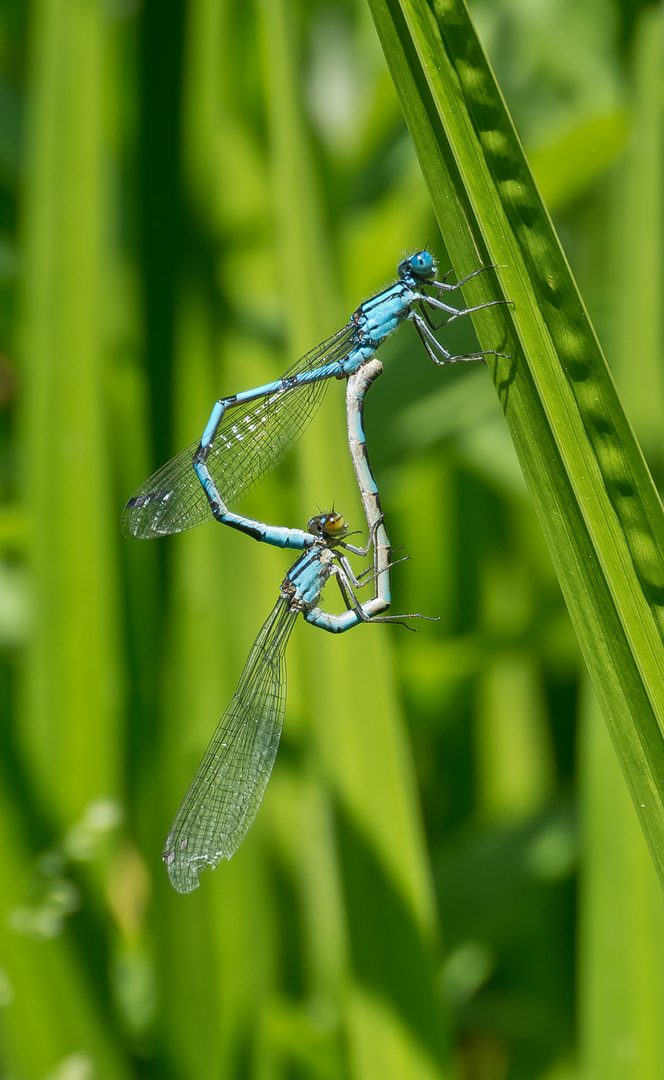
xmin=162 ymin=598 xmax=297 ymax=893
xmin=122 ymin=324 xmax=356 ymax=538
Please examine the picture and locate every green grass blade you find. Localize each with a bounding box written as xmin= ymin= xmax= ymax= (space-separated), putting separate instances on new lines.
xmin=579 ymin=683 xmax=664 ymax=1079
xmin=368 ymin=0 xmax=664 ymax=882
xmin=257 ymin=0 xmax=450 ymax=1071
xmin=19 ymin=0 xmax=123 ymax=822
xmin=10 ymin=0 xmax=130 ymax=1075
xmin=578 ymin=11 xmax=664 ymax=1077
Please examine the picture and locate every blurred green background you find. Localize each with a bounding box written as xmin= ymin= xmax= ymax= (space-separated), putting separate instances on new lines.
xmin=1 ymin=0 xmax=664 ymax=1078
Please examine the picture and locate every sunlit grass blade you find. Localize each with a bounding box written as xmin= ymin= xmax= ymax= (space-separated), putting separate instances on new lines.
xmin=578 ymin=11 xmax=664 ymax=1077
xmin=608 ymin=8 xmax=664 ymax=470
xmin=368 ymin=0 xmax=664 ymax=882
xmin=21 ymin=0 xmax=122 ymax=825
xmin=257 ymin=0 xmax=450 ymax=1071
xmin=579 ymin=682 xmax=664 ymax=1077
xmin=11 ymin=0 xmax=126 ymax=1072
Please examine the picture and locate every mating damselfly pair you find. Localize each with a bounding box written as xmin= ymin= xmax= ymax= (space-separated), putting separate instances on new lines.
xmin=123 ymin=251 xmax=508 ymax=892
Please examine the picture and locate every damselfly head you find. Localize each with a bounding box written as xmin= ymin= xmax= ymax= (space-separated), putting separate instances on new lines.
xmin=398 ymin=250 xmax=436 ymax=282
xmin=307 ymin=511 xmax=347 ymax=540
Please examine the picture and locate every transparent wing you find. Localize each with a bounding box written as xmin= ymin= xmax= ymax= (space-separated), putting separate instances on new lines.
xmin=122 ymin=324 xmax=357 ymax=538
xmin=162 ymin=597 xmax=298 ymax=893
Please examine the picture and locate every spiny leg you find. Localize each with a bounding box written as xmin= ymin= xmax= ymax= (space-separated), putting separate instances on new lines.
xmin=419 ymin=293 xmax=511 ymax=327
xmin=430 ymin=263 xmax=501 ymax=296
xmin=413 ymin=310 xmax=511 ymax=365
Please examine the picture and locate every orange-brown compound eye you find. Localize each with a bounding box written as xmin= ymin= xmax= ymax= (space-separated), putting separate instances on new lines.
xmin=320 ymin=512 xmax=347 ymax=537
xmin=306 ymin=511 xmax=348 ymax=538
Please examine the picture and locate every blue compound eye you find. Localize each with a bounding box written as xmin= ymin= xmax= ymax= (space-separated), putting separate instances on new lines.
xmin=411 ymin=250 xmax=434 ymax=275
xmin=398 ymin=250 xmax=435 ymax=280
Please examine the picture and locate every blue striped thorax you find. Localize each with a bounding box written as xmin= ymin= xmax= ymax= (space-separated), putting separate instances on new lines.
xmin=353 ymin=250 xmax=438 ymax=348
